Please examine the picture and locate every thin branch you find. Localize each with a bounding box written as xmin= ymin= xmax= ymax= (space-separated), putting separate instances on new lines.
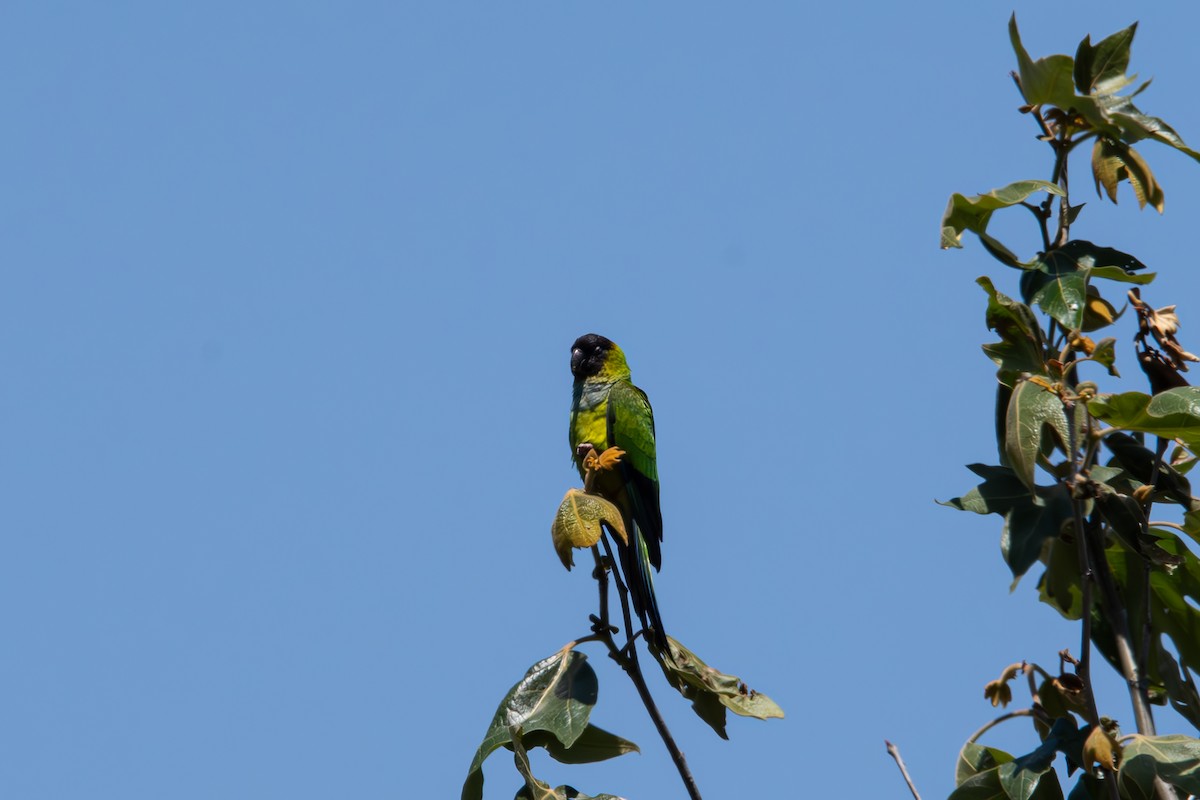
xmin=566 ymin=632 xmax=606 ymax=648
xmin=1024 ymin=663 xmax=1042 ymax=705
xmin=1065 ymin=400 xmax=1101 ymax=727
xmin=885 ymin=740 xmax=922 ymax=800
xmin=1140 ymin=437 xmax=1170 ymax=680
xmin=968 ymin=709 xmax=1034 ymax=743
xmin=592 ymin=543 xmax=703 ymax=800
xmin=1054 ymin=135 xmax=1071 ymax=247
xmin=1019 ymin=201 xmax=1053 ymax=251
xmin=1086 ymin=522 xmax=1159 ymax=736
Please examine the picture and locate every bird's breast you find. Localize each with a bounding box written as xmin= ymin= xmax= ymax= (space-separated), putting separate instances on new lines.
xmin=570 ymin=381 xmax=613 ymax=454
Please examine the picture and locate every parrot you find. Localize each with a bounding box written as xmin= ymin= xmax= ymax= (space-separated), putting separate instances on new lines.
xmin=569 ymin=333 xmax=667 ymax=650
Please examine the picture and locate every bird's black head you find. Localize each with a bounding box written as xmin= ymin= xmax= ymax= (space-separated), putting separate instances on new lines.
xmin=570 ymin=333 xmax=614 ymax=378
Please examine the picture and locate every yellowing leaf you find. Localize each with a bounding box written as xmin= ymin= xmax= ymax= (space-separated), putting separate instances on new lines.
xmin=1082 ymin=287 xmax=1123 ymax=332
xmin=654 ymin=635 xmax=783 ymax=739
xmin=551 ymin=489 xmax=628 ymax=570
xmin=984 ymin=679 xmax=1013 ymax=708
xmin=1093 ymin=138 xmax=1123 ymax=203
xmin=1091 ymin=139 xmax=1164 ymax=212
xmin=984 ymin=663 xmax=1023 ymax=707
xmin=1084 ymin=724 xmax=1121 ymax=771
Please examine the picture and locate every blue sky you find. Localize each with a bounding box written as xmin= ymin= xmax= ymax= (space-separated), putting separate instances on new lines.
xmin=5 ymin=2 xmax=1200 ymax=798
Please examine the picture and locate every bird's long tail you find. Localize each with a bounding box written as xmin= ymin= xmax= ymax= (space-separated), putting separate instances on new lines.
xmin=618 ymin=520 xmax=668 ymax=652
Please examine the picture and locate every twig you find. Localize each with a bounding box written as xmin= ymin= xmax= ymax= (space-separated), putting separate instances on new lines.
xmin=1139 ymin=438 xmax=1170 ymax=684
xmin=1065 ymin=400 xmax=1102 ymax=727
xmin=591 ymin=545 xmax=703 ymax=800
xmin=885 ymin=740 xmax=922 ymax=800
xmin=1086 ymin=521 xmax=1159 ymax=737
xmin=1066 ymin=403 xmax=1121 ymax=800
xmin=1054 ymin=135 xmax=1071 ymax=247
xmin=967 ymin=709 xmax=1034 ymax=743
xmin=1024 ymin=663 xmax=1041 ymax=705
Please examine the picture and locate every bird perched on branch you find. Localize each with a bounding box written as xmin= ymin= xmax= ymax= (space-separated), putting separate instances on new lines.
xmin=569 ymin=333 xmax=666 ymax=650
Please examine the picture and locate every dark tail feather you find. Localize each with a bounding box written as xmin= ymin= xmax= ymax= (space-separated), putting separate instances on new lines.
xmin=616 ymin=521 xmax=668 ymax=651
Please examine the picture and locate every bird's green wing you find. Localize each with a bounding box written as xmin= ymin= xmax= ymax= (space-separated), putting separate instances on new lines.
xmin=606 ymin=380 xmax=657 ymax=479
xmin=606 ymin=380 xmax=663 ymax=568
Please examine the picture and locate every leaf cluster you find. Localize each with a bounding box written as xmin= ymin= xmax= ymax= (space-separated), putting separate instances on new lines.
xmin=462 ymin=649 xmax=636 ymax=800
xmin=938 ymin=16 xmax=1200 ymax=800
xmin=953 ymin=719 xmax=1200 ymax=800
xmin=655 ymin=636 xmax=784 ymax=740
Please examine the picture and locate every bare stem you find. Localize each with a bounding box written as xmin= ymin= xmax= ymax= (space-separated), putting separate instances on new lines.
xmin=967 ymin=709 xmax=1034 ymax=743
xmin=1020 ymin=201 xmax=1053 ymax=251
xmin=592 ymin=543 xmax=703 ymax=800
xmin=1140 ymin=439 xmax=1170 ymax=680
xmin=885 ymin=740 xmax=922 ymax=800
xmin=1086 ymin=524 xmax=1159 ymax=736
xmin=1066 ymin=400 xmax=1101 ymax=726
xmin=1054 ymin=137 xmax=1071 ymax=247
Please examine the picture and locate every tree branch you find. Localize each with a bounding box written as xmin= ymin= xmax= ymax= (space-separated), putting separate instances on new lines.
xmin=967 ymin=709 xmax=1034 ymax=743
xmin=885 ymin=740 xmax=922 ymax=800
xmin=592 ymin=544 xmax=703 ymax=800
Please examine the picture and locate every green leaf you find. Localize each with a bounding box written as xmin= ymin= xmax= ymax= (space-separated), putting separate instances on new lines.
xmin=1036 ymin=678 xmax=1085 ymax=726
xmin=1007 ymin=379 xmax=1069 ymax=490
xmin=1155 ymin=644 xmax=1200 ymax=731
xmin=1005 ymin=717 xmax=1076 ymax=799
xmin=1104 ymin=533 xmax=1200 ymax=732
xmin=1093 ymin=482 xmax=1148 ymax=554
xmin=1090 ymin=388 xmax=1200 ymax=451
xmin=1089 ymin=338 xmax=1119 ymax=377
xmin=1089 ymin=464 xmax=1125 ymax=483
xmin=978 ymin=277 xmax=1048 ymax=382
xmin=1110 ymin=109 xmax=1200 ymax=164
xmin=1029 ymin=263 xmax=1088 ymax=331
xmin=948 ymin=767 xmax=1007 ymax=800
xmin=654 ymin=636 xmax=783 ymax=739
xmin=1141 ymin=536 xmax=1200 ymax=667
xmin=999 ymin=754 xmax=1063 ymax=800
xmin=950 ymin=735 xmax=1066 ymax=800
xmin=940 ymin=465 xmax=1031 ymax=516
xmin=1102 ymin=431 xmax=1196 ymax=509
xmin=1119 ymin=735 xmax=1200 ymax=797
xmin=957 ymin=742 xmax=1014 ymax=785
xmin=1090 ymin=265 xmax=1155 ymax=285
xmin=1058 ymin=239 xmax=1148 ymax=273
xmin=942 ymin=180 xmax=1063 ymax=251
xmin=462 ymin=650 xmax=601 ymax=800
xmin=1028 ymin=241 xmax=1144 ymax=330
xmin=1066 ymin=774 xmax=1106 ymax=800
xmin=1005 ymin=485 xmax=1074 ymax=584
xmin=1038 ymin=530 xmax=1082 ymax=618
xmin=514 ymin=786 xmax=623 ymax=800
xmin=978 ymin=232 xmax=1025 ymax=269
xmin=1009 ymin=15 xmax=1077 ymax=108
xmin=1074 ymin=24 xmax=1137 ymax=94
xmin=521 ymin=725 xmax=639 ymax=765
xmin=510 ymin=732 xmax=626 ymax=800
xmin=940 ymin=465 xmax=1073 ymax=580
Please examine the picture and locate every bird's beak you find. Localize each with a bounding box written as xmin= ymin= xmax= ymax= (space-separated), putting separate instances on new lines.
xmin=570 ymin=347 xmax=584 ymax=375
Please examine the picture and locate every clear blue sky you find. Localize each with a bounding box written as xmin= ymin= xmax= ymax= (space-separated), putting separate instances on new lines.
xmin=5 ymin=3 xmax=1200 ymax=798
